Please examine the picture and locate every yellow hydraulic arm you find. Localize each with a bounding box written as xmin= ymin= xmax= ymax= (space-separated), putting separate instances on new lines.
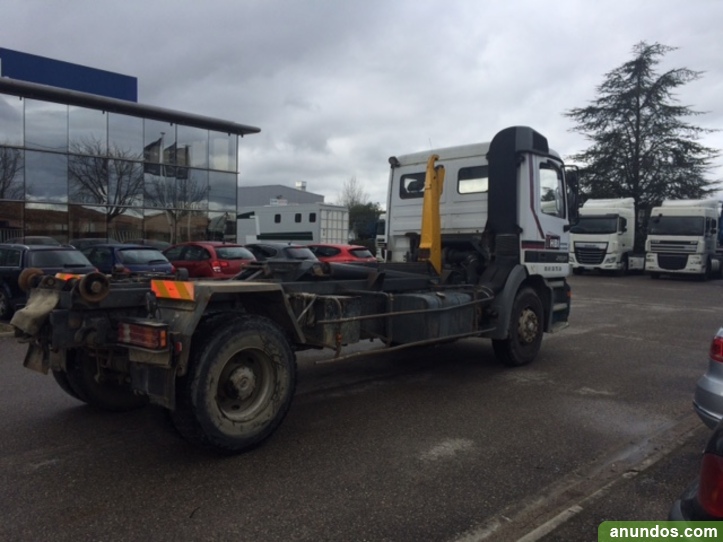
xmin=417 ymin=154 xmax=445 ymax=274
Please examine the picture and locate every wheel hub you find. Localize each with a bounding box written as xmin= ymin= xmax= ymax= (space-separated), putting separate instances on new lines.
xmin=517 ymin=308 xmax=539 ymax=344
xmin=226 ymin=366 xmax=256 ymax=401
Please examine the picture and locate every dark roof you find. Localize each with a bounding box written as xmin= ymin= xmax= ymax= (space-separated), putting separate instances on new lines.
xmin=0 ymin=77 xmax=260 ymax=137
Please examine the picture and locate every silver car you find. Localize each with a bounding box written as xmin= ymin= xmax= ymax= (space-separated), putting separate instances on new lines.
xmin=694 ymin=327 xmax=723 ymax=428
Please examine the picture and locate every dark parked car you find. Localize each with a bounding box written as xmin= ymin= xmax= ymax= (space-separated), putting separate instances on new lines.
xmin=244 ymin=242 xmax=317 ymax=262
xmin=163 ymin=242 xmax=256 ymax=279
xmin=69 ymin=237 xmax=120 ymax=250
xmin=5 ymin=236 xmax=62 ymax=246
xmin=670 ymin=417 xmax=723 ymax=520
xmin=307 ymin=243 xmax=377 ymax=263
xmin=0 ymin=244 xmax=96 ymax=319
xmin=693 ymin=326 xmax=723 ymax=429
xmin=123 ymin=239 xmax=171 ymax=251
xmin=81 ymin=244 xmax=174 ymax=275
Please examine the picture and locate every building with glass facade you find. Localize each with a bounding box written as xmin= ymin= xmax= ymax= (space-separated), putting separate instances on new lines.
xmin=0 ymin=77 xmax=259 ymax=245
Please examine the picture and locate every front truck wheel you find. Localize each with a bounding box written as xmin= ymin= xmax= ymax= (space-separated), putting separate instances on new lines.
xmin=492 ymin=287 xmax=543 ymax=367
xmin=171 ymin=315 xmax=297 ymax=454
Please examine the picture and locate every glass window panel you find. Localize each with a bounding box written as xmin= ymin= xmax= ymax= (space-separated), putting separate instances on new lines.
xmin=144 ymin=208 xmax=174 ymax=245
xmin=540 ymin=163 xmax=565 ymax=218
xmin=175 ymin=210 xmax=208 ymax=243
xmin=208 ymin=171 xmax=237 ymax=211
xmin=0 ymin=147 xmax=25 ymax=200
xmin=109 ymin=160 xmax=144 ymax=209
xmin=144 ymin=120 xmax=176 ymax=166
xmin=177 ymin=125 xmax=209 ymax=169
xmin=399 ymin=172 xmax=426 ymax=199
xmin=68 ymin=155 xmax=108 ymax=204
xmin=25 ymin=99 xmax=68 ymax=152
xmin=25 ymin=203 xmax=69 ymax=242
xmin=108 ymin=207 xmax=143 ymax=243
xmin=458 ymin=165 xmax=488 ymax=194
xmin=69 ymin=204 xmax=109 ymax=242
xmin=144 ymin=172 xmax=176 ymax=209
xmin=0 ymin=201 xmax=23 ymax=241
xmin=0 ymin=94 xmax=24 ymax=147
xmin=109 ymin=113 xmax=143 ymax=159
xmin=25 ymin=151 xmax=68 ymax=203
xmin=207 ymin=211 xmax=236 ymax=242
xmin=69 ymin=107 xmax=107 ymax=156
xmin=209 ymin=131 xmax=237 ymax=171
xmin=176 ymin=168 xmax=208 ymax=210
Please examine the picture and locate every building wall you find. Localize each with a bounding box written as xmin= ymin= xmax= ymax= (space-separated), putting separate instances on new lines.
xmin=0 ymin=48 xmax=138 ymax=102
xmin=0 ymin=91 xmax=240 ymax=244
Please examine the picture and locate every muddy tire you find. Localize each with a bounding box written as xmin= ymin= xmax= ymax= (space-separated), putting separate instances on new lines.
xmin=171 ymin=315 xmax=297 ymax=454
xmin=492 ymin=287 xmax=543 ymax=367
xmin=51 ymin=369 xmax=83 ymax=401
xmin=64 ymin=350 xmax=148 ymax=412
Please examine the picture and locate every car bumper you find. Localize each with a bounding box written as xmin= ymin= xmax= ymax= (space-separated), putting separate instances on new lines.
xmin=694 ymin=371 xmax=723 ymax=429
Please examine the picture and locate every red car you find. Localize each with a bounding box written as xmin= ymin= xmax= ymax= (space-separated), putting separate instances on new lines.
xmin=163 ymin=242 xmax=255 ymax=279
xmin=307 ymin=243 xmax=377 ymax=264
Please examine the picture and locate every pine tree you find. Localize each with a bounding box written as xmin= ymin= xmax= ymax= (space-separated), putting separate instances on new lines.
xmin=566 ymin=42 xmax=719 ymax=222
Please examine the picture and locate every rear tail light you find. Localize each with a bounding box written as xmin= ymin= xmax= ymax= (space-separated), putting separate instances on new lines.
xmin=698 ymin=453 xmax=723 ymax=518
xmin=710 ymin=329 xmax=723 ymax=363
xmin=211 ymin=260 xmax=230 ymax=273
xmin=118 ymin=321 xmax=168 ymax=350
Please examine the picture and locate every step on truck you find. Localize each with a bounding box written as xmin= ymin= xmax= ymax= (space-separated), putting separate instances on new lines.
xmin=11 ymin=126 xmax=578 ymax=454
xmin=645 ymin=199 xmax=722 ymax=280
xmin=568 ymin=198 xmax=644 ymax=275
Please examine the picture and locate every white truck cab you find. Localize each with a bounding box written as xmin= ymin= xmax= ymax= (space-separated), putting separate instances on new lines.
xmin=384 ymin=130 xmax=573 ymax=285
xmin=645 ymin=199 xmax=722 ymax=280
xmin=569 ymin=198 xmax=643 ymax=275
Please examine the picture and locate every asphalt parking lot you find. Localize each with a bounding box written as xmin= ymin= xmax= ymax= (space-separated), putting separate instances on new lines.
xmin=0 ymin=271 xmax=719 ymax=541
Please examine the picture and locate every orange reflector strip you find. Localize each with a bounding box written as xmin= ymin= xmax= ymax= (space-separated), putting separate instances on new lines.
xmin=55 ymin=273 xmax=84 ymax=280
xmin=151 ymin=280 xmax=195 ymax=301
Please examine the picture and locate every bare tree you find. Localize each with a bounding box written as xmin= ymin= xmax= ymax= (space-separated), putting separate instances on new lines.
xmin=0 ymin=147 xmax=24 ymax=200
xmin=68 ymin=139 xmax=145 ymax=220
xmin=337 ymin=176 xmax=369 ymax=208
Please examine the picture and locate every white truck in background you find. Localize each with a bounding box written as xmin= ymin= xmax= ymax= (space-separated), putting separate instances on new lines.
xmin=237 ymin=203 xmax=349 ymax=245
xmin=375 ymin=212 xmax=387 ymax=261
xmin=568 ymin=198 xmax=644 ymax=275
xmin=644 ymin=199 xmax=722 ymax=280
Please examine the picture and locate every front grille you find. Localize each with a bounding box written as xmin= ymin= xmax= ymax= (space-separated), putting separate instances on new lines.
xmin=649 ymin=241 xmax=697 ymax=254
xmin=575 ymin=247 xmax=605 ymax=265
xmin=658 ymin=254 xmax=688 ymax=270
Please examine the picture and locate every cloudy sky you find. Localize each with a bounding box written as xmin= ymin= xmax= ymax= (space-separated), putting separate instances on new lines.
xmin=3 ymin=0 xmax=722 ymax=207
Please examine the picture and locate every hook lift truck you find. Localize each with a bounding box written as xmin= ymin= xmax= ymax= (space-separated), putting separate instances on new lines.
xmin=10 ymin=126 xmax=579 ymax=454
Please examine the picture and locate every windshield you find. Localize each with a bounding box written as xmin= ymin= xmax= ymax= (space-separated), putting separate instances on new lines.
xmin=569 ymin=216 xmax=618 ymax=234
xmin=28 ymin=249 xmax=93 ymax=267
xmin=649 ymin=216 xmax=705 ymax=236
xmin=118 ymin=248 xmax=168 ymax=264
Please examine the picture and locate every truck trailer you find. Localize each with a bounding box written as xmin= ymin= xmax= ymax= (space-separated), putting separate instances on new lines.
xmin=236 ymin=203 xmax=349 ymax=245
xmin=645 ymin=199 xmax=722 ymax=280
xmin=11 ymin=126 xmax=578 ymax=454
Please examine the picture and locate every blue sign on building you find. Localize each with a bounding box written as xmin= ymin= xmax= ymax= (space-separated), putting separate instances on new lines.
xmin=0 ymin=47 xmax=137 ymax=102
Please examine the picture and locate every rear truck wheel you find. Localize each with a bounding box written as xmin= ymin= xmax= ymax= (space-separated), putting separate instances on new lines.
xmin=171 ymin=315 xmax=297 ymax=454
xmin=51 ymin=369 xmax=83 ymax=400
xmin=492 ymin=287 xmax=543 ymax=367
xmin=64 ymin=350 xmax=149 ymax=412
